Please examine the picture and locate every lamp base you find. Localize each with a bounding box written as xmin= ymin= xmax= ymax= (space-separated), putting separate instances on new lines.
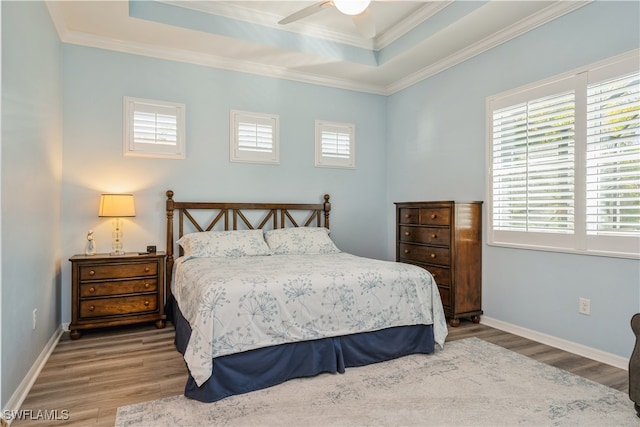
xmin=110 ymin=250 xmax=126 ymax=256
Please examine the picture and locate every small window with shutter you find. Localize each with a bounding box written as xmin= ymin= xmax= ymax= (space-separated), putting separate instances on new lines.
xmin=315 ymin=120 xmax=355 ymax=169
xmin=123 ymin=96 xmax=186 ymax=159
xmin=230 ymin=110 xmax=279 ymax=164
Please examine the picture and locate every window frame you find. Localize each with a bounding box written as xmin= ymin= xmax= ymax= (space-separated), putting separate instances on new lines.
xmin=123 ymin=96 xmax=186 ymax=159
xmin=229 ymin=110 xmax=280 ymax=165
xmin=315 ymin=120 xmax=356 ymax=169
xmin=486 ymin=50 xmax=640 ymax=259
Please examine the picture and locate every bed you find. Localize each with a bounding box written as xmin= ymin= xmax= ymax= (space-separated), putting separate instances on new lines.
xmin=165 ymin=190 xmax=448 ymax=403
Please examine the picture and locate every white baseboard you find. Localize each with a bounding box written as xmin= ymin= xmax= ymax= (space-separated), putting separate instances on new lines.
xmin=2 ymin=325 xmax=64 ymax=425
xmin=481 ymin=316 xmax=629 ymax=371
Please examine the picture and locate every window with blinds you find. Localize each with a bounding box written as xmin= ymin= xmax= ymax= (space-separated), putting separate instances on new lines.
xmin=586 ymin=73 xmax=639 ymax=237
xmin=315 ymin=121 xmax=355 ymax=169
xmin=230 ymin=110 xmax=279 ymax=164
xmin=487 ymin=51 xmax=639 ymax=258
xmin=123 ymin=97 xmax=185 ymax=159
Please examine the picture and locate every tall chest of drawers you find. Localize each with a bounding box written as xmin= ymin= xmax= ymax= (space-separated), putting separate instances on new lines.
xmin=395 ymin=201 xmax=482 ymax=326
xmin=69 ymin=252 xmax=166 ymax=339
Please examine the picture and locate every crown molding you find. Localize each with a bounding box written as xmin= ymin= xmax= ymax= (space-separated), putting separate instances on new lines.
xmin=374 ymin=1 xmax=452 ymax=50
xmin=160 ymin=0 xmax=376 ymax=50
xmin=386 ymin=0 xmax=592 ymax=94
xmin=46 ymin=0 xmax=592 ymax=96
xmin=56 ymin=28 xmax=388 ymax=95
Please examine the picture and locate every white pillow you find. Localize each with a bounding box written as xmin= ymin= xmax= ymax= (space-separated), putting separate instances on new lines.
xmin=263 ymin=227 xmax=340 ymax=255
xmin=177 ymin=229 xmax=271 ymax=258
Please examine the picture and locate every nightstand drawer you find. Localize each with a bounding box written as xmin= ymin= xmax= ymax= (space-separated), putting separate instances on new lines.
xmin=398 ymin=243 xmax=450 ymax=266
xmin=80 ymin=295 xmax=158 ymax=318
xmin=79 ymin=262 xmax=157 ymax=281
xmin=80 ymin=279 xmax=158 ymax=297
xmin=399 ymin=226 xmax=450 ymax=246
xmin=420 ymin=208 xmax=451 ymax=226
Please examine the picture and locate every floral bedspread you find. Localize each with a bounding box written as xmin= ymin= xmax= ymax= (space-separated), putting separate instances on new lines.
xmin=173 ymin=253 xmax=448 ymax=386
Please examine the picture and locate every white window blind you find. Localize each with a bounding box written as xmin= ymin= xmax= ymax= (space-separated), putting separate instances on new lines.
xmin=492 ymin=91 xmax=576 ymax=234
xmin=315 ymin=121 xmax=355 ymax=169
xmin=123 ymin=97 xmax=185 ymax=159
xmin=487 ymin=51 xmax=639 ymax=258
xmin=230 ymin=110 xmax=279 ymax=164
xmin=586 ymin=73 xmax=640 ymax=237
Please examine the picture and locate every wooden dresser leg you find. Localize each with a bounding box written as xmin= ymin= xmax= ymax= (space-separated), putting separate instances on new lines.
xmin=449 ymin=318 xmax=460 ymax=327
xmin=70 ymin=329 xmax=81 ymax=340
xmin=155 ymin=319 xmax=166 ymax=329
xmin=472 ymin=315 xmax=481 ymax=324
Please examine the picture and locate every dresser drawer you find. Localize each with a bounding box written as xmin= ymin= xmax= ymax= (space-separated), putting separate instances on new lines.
xmin=80 ymin=279 xmax=158 ymax=298
xmin=398 ymin=243 xmax=450 ymax=267
xmin=398 ymin=208 xmax=419 ymax=224
xmin=420 ymin=208 xmax=451 ymax=226
xmin=80 ymin=295 xmax=158 ymax=318
xmin=426 ymin=265 xmax=450 ymax=286
xmin=399 ymin=226 xmax=450 ymax=246
xmin=79 ymin=262 xmax=157 ymax=281
xmin=437 ymin=286 xmax=451 ymax=307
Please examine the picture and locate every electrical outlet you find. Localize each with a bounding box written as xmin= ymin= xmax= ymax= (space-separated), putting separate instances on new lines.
xmin=579 ymin=297 xmax=591 ymax=315
xmin=33 ymin=308 xmax=37 ymax=330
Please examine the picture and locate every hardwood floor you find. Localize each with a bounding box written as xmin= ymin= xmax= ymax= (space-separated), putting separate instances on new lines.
xmin=12 ymin=320 xmax=629 ymax=426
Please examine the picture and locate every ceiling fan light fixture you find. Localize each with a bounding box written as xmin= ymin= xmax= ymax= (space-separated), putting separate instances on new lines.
xmin=333 ymin=0 xmax=371 ymax=16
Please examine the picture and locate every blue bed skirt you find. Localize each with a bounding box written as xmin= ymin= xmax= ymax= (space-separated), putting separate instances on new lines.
xmin=172 ymin=298 xmax=436 ymax=403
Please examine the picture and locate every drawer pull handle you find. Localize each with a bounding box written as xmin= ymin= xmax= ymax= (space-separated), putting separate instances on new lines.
xmin=144 ymin=267 xmax=150 ymax=273
xmin=404 ymin=249 xmax=409 ymax=254
xmin=431 ymin=234 xmax=437 ymax=239
xmin=144 ymin=283 xmax=150 ymax=288
xmin=89 ymin=287 xmax=95 ymax=293
xmin=432 ymin=273 xmax=437 ymax=278
xmin=88 ymin=305 xmax=95 ymax=312
xmin=405 ymin=214 xmax=411 ymax=219
xmin=89 ymin=270 xmax=95 ymax=276
xmin=144 ymin=300 xmax=150 ymax=307
xmin=430 ymin=253 xmax=437 ymax=259
xmin=404 ymin=231 xmax=410 ymax=236
xmin=431 ymin=214 xmax=437 ymax=219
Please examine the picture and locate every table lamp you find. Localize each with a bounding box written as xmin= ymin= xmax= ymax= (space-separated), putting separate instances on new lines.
xmin=98 ymin=193 xmax=136 ymax=255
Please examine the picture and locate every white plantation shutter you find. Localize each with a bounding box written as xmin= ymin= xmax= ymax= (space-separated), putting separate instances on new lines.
xmin=315 ymin=121 xmax=355 ymax=168
xmin=238 ymin=122 xmax=273 ymax=153
xmin=586 ymin=72 xmax=640 ymax=236
xmin=230 ymin=110 xmax=279 ymax=164
xmin=488 ymin=51 xmax=639 ymax=258
xmin=124 ymin=97 xmax=185 ymax=159
xmin=322 ymin=130 xmax=351 ymax=158
xmin=492 ymin=92 xmax=575 ymax=234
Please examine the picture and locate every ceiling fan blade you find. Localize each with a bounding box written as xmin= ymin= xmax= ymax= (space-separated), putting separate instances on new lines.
xmin=278 ymin=1 xmax=332 ymax=25
xmin=351 ymin=7 xmax=376 ymax=38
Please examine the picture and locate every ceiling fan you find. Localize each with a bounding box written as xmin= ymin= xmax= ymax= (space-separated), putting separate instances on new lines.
xmin=278 ymin=0 xmax=376 ymax=39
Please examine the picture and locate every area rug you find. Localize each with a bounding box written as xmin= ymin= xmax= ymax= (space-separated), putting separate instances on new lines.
xmin=115 ymin=337 xmax=636 ymax=426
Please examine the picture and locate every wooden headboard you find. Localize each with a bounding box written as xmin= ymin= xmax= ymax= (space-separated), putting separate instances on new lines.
xmin=165 ymin=190 xmax=331 ymax=301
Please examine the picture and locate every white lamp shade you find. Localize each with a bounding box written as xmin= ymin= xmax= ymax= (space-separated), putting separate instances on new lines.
xmin=98 ymin=194 xmax=136 ymax=217
xmin=334 ymin=0 xmax=370 ymax=16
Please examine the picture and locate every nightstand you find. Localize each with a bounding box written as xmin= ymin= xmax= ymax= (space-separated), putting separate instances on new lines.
xmin=69 ymin=252 xmax=166 ymax=339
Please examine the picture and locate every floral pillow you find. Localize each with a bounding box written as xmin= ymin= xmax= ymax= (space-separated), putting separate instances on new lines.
xmin=263 ymin=227 xmax=340 ymax=255
xmin=177 ymin=229 xmax=271 ymax=259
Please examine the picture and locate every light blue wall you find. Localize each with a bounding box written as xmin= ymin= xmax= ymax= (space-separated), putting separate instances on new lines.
xmin=386 ymin=1 xmax=640 ymax=358
xmin=2 ymin=0 xmax=638 ymax=409
xmin=60 ymin=45 xmax=388 ymax=324
xmin=1 ymin=1 xmax=62 ymax=408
